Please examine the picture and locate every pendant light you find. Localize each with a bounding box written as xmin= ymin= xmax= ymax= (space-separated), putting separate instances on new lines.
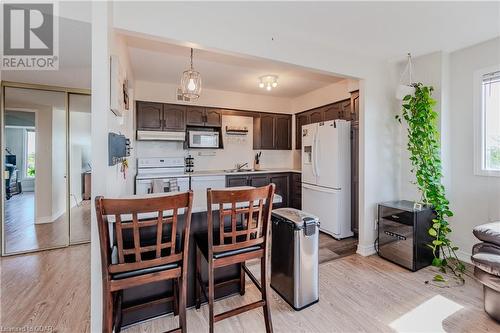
xmin=181 ymin=48 xmax=202 ymax=99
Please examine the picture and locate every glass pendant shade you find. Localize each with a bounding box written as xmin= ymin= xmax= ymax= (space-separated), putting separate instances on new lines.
xmin=181 ymin=48 xmax=202 ymax=99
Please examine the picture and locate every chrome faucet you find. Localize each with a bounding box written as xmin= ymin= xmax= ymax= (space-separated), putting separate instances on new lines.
xmin=236 ymin=162 xmax=248 ymax=171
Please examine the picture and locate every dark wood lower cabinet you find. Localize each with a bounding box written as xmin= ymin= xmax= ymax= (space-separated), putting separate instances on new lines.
xmin=269 ymin=174 xmax=289 ymax=208
xmin=226 ymin=172 xmax=302 ymax=209
xmin=290 ymin=173 xmax=302 ymax=210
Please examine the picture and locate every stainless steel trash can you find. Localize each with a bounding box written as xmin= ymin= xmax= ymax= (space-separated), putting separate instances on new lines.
xmin=271 ymin=208 xmax=320 ymax=310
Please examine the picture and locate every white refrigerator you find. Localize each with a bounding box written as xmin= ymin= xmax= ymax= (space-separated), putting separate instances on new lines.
xmin=301 ymin=120 xmax=352 ymax=239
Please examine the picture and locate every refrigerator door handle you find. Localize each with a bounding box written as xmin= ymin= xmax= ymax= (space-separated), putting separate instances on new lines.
xmin=314 ymin=129 xmax=320 ymax=177
xmin=311 ymin=130 xmax=317 ymax=177
xmin=302 ymin=183 xmax=341 ymax=193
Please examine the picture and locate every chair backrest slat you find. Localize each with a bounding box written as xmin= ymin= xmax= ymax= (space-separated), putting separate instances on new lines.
xmin=155 ymin=211 xmax=163 ymax=258
xmin=115 ymin=214 xmax=125 ymax=263
xmin=132 ymin=213 xmax=141 ymax=261
xmin=207 ymin=185 xmax=275 ymax=255
xmin=95 ymin=192 xmax=193 ymax=275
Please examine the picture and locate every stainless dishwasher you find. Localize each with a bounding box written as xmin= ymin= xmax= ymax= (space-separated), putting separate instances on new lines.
xmin=271 ymin=208 xmax=320 ymax=310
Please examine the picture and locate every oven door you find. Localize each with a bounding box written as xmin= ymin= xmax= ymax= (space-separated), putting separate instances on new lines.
xmin=188 ymin=131 xmax=219 ymax=148
xmin=135 ymin=177 xmax=189 ymax=195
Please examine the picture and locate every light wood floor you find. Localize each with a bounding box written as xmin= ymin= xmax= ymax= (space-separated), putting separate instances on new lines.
xmin=318 ymin=232 xmax=358 ymax=264
xmin=0 ymin=244 xmax=90 ymax=332
xmin=4 ymin=192 xmax=90 ymax=253
xmin=124 ymin=255 xmax=499 ymax=333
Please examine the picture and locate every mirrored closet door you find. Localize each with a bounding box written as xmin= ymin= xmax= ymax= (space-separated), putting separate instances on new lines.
xmin=1 ymin=84 xmax=91 ymax=255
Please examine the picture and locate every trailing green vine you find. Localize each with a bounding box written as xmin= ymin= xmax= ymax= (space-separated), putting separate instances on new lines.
xmin=396 ymin=83 xmax=465 ymax=283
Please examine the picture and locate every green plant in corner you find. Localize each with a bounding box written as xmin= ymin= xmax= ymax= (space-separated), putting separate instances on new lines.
xmin=396 ymin=83 xmax=465 ymax=284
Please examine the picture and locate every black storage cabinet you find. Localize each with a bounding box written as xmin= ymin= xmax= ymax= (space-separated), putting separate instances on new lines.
xmin=377 ymin=200 xmax=436 ymax=271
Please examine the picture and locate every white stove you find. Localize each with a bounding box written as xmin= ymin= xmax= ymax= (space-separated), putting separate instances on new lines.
xmin=135 ymin=157 xmax=189 ymax=194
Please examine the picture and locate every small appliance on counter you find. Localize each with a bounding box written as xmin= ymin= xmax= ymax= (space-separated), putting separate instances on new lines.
xmin=185 ymin=154 xmax=194 ymax=173
xmin=377 ymin=200 xmax=435 ymax=271
xmin=271 ymin=208 xmax=320 ymax=310
xmin=135 ymin=157 xmax=188 ymax=195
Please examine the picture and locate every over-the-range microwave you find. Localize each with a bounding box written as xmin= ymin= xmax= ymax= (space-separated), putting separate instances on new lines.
xmin=188 ymin=130 xmax=219 ymax=148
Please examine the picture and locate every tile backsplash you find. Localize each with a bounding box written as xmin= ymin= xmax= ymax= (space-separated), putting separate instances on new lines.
xmin=135 ymin=115 xmax=295 ymax=171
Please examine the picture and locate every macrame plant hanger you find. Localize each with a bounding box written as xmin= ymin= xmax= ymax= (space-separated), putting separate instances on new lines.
xmin=396 ymin=53 xmax=416 ymax=100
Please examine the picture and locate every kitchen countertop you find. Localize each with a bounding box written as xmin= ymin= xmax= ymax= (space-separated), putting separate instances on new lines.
xmin=187 ymin=168 xmax=301 ymax=177
xmin=136 ymin=168 xmax=301 ymax=179
xmin=108 ymin=187 xmax=282 ymax=221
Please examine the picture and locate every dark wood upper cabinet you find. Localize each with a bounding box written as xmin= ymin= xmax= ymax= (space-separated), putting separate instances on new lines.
xmin=186 ymin=106 xmax=205 ymax=126
xmin=136 ymin=101 xmax=164 ymax=131
xmin=253 ymin=113 xmax=292 ymax=150
xmin=309 ymin=109 xmax=323 ymax=123
xmin=323 ymin=103 xmax=342 ymax=121
xmin=341 ymin=100 xmax=351 ymax=120
xmin=163 ymin=104 xmax=186 ymax=131
xmin=260 ymin=114 xmax=276 ymax=149
xmin=186 ymin=106 xmax=222 ymax=127
xmin=275 ymin=115 xmax=291 ymax=150
xmin=295 ymin=113 xmax=310 ymax=150
xmin=205 ymin=108 xmax=222 ymax=127
xmin=351 ymin=90 xmax=359 ymax=121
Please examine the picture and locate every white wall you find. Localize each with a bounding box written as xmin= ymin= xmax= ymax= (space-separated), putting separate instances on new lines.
xmin=51 ymin=108 xmax=67 ymax=221
xmin=35 ymin=106 xmax=54 ymax=222
xmin=135 ymin=80 xmax=292 ymax=114
xmin=291 ymin=79 xmax=357 ymax=113
xmin=449 ymin=38 xmax=500 ymax=260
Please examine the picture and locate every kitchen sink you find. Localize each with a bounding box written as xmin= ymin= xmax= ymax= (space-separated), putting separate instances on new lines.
xmin=224 ymin=168 xmax=265 ymax=173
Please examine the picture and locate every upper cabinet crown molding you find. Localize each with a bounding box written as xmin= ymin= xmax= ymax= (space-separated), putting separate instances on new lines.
xmin=294 ymin=91 xmax=359 ymax=149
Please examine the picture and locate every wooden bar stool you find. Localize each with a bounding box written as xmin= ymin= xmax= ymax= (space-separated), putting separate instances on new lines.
xmin=194 ymin=185 xmax=275 ymax=333
xmin=95 ymin=192 xmax=193 ymax=333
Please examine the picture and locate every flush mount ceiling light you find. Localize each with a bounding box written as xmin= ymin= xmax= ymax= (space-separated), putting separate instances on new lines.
xmin=181 ymin=48 xmax=202 ymax=99
xmin=258 ymin=75 xmax=279 ymax=91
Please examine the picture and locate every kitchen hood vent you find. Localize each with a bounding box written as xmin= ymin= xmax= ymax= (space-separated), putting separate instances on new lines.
xmin=225 ymin=126 xmax=249 ymax=135
xmin=137 ymin=130 xmax=186 ymax=141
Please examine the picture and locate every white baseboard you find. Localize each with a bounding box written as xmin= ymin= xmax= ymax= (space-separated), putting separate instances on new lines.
xmin=455 ymin=249 xmax=472 ymax=264
xmin=357 ymin=243 xmax=376 ymax=256
xmin=35 ymin=209 xmax=66 ymax=224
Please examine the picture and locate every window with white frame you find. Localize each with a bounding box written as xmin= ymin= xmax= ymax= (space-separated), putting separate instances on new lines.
xmin=475 ymin=67 xmax=500 ymax=176
xmin=25 ymin=129 xmax=36 ymax=178
xmin=483 ymin=71 xmax=500 ymax=170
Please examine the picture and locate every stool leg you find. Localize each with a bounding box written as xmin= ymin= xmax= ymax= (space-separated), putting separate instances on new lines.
xmin=240 ymin=262 xmax=246 ymax=296
xmin=179 ymin=275 xmax=187 ymax=333
xmin=261 ymin=256 xmax=273 ymax=333
xmin=103 ymin=288 xmax=114 ymax=333
xmin=208 ymin=259 xmax=215 ymax=333
xmin=114 ymin=291 xmax=123 ymax=333
xmin=195 ymin=246 xmax=202 ymax=309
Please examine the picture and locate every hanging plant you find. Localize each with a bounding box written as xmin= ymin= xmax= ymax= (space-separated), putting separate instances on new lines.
xmin=396 ymin=83 xmax=465 ymax=283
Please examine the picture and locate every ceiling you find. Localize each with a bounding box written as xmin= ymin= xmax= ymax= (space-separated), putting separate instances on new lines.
xmin=4 ymin=87 xmax=90 ymax=113
xmin=125 ymin=35 xmax=345 ymax=98
xmin=1 ymin=2 xmax=91 ymax=89
xmin=134 ymin=1 xmax=499 ymax=62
